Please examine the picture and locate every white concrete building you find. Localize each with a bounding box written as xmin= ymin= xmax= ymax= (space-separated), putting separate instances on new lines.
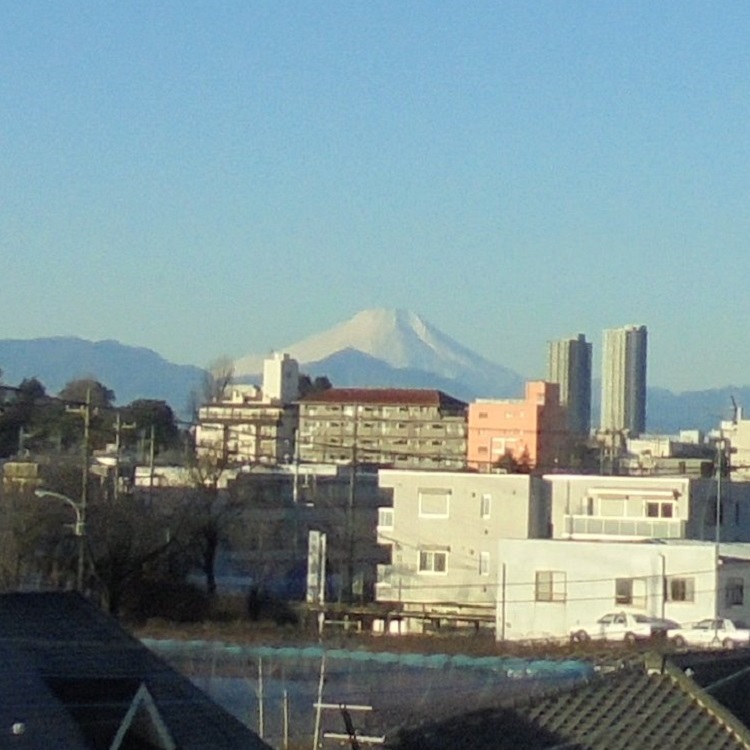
xmin=497 ymin=538 xmax=750 ymax=642
xmin=195 ymin=353 xmax=299 ymax=465
xmin=546 ymin=473 xmax=750 ymax=544
xmin=375 ymin=468 xmax=750 ymax=637
xmin=720 ymin=408 xmax=750 ymax=482
xmin=376 ymin=470 xmax=548 ymax=629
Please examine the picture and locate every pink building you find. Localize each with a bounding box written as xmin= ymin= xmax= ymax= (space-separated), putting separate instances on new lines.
xmin=467 ymin=381 xmax=570 ymax=472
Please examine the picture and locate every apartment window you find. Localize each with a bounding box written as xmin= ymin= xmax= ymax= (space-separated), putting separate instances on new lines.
xmin=666 ymin=577 xmax=695 ymax=602
xmin=726 ymin=577 xmax=745 ymax=607
xmin=646 ymin=502 xmax=674 ymax=518
xmin=418 ymin=550 xmax=448 ymax=574
xmin=479 ymin=552 xmax=490 ymax=576
xmin=535 ymin=571 xmax=566 ymax=602
xmin=615 ymin=577 xmax=647 ymax=608
xmin=478 ymin=446 xmax=488 ymax=454
xmin=615 ymin=578 xmax=633 ymax=605
xmin=378 ymin=508 xmax=394 ymax=529
xmin=480 ymin=494 xmax=491 ymax=519
xmin=419 ymin=489 xmax=451 ymax=518
xmin=478 ymin=411 xmax=488 ymax=419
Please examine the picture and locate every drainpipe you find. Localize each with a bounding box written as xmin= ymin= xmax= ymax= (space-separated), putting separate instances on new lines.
xmin=658 ymin=553 xmax=666 ymax=620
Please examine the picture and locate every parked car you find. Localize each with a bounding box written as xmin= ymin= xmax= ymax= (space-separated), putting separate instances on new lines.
xmin=670 ymin=618 xmax=750 ymax=649
xmin=569 ymin=612 xmax=659 ymax=644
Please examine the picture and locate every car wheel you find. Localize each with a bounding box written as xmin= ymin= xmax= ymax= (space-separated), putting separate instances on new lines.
xmin=723 ymin=638 xmax=736 ymax=650
xmin=571 ymin=630 xmax=590 ymax=644
xmin=624 ymin=632 xmax=637 ymax=646
xmin=672 ymin=635 xmax=686 ymax=649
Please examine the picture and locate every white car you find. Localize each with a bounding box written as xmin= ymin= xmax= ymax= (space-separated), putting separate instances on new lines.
xmin=569 ymin=612 xmax=655 ymax=644
xmin=670 ymin=618 xmax=750 ymax=649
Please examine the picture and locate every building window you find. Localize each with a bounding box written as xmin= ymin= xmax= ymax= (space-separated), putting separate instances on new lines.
xmin=378 ymin=508 xmax=393 ymax=529
xmin=666 ymin=577 xmax=695 ymax=602
xmin=615 ymin=578 xmax=633 ymax=605
xmin=726 ymin=577 xmax=744 ymax=607
xmin=535 ymin=571 xmax=566 ymax=602
xmin=646 ymin=501 xmax=674 ymax=518
xmin=478 ymin=411 xmax=488 ymax=419
xmin=481 ymin=494 xmax=491 ymax=519
xmin=479 ymin=552 xmax=490 ymax=576
xmin=418 ymin=489 xmax=450 ymax=518
xmin=418 ymin=550 xmax=448 ymax=574
xmin=615 ymin=577 xmax=646 ymax=608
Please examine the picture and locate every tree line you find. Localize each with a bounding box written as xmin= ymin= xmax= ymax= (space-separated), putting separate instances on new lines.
xmin=0 ymin=366 xmax=333 ymax=621
xmin=0 ymin=372 xmax=182 ymax=460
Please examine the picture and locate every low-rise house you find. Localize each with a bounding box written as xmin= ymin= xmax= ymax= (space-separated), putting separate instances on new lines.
xmin=298 ymin=388 xmax=467 ymax=470
xmin=496 ymin=538 xmax=750 ymax=642
xmin=389 ymin=655 xmax=750 ymax=749
xmin=0 ymin=591 xmax=271 ymax=749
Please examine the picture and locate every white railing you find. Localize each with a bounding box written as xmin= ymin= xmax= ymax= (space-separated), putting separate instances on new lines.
xmin=563 ymin=515 xmax=684 ymax=539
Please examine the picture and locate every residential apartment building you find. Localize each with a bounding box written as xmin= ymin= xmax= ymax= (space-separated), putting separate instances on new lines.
xmin=498 ymin=538 xmax=750 ymax=642
xmin=298 ymin=388 xmax=467 ymax=470
xmin=545 ymin=473 xmax=750 ymax=544
xmin=467 ymin=381 xmax=570 ymax=472
xmin=601 ymin=324 xmax=648 ymax=436
xmin=376 ymin=466 xmax=750 ymax=637
xmin=719 ymin=408 xmax=750 ymax=482
xmin=375 ymin=470 xmax=548 ymax=630
xmin=195 ymin=353 xmax=299 ymax=465
xmin=547 ymin=333 xmax=592 ymax=436
xmin=620 ymin=432 xmax=715 ymax=477
xmin=228 ymin=464 xmax=389 ymax=602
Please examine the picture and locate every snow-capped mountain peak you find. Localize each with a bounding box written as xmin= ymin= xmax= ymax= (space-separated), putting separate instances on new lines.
xmin=233 ymin=308 xmax=524 ymax=400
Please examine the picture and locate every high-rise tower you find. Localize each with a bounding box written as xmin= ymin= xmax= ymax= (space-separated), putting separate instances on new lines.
xmin=547 ymin=333 xmax=592 ymax=436
xmin=600 ymin=325 xmax=648 ymax=436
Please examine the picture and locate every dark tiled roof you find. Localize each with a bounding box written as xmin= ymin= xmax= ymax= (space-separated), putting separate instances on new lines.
xmin=389 ymin=663 xmax=750 ymax=750
xmin=0 ymin=592 xmax=271 ymax=750
xmin=299 ymin=388 xmax=467 ymax=408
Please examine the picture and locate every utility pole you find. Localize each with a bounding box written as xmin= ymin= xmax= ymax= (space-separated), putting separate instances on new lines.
xmin=65 ymin=388 xmax=92 ymax=591
xmin=345 ymin=405 xmax=359 ymax=603
xmin=113 ymin=412 xmax=136 ymax=501
xmin=715 ymin=438 xmax=725 ymax=642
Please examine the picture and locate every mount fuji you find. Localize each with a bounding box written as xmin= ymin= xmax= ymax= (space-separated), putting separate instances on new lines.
xmin=234 ymin=308 xmax=525 ymax=402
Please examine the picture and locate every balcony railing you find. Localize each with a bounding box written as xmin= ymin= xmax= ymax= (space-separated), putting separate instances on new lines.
xmin=563 ymin=514 xmax=685 ymax=539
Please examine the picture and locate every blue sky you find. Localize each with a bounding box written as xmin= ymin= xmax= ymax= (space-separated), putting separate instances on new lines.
xmin=2 ymin=2 xmax=749 ymax=392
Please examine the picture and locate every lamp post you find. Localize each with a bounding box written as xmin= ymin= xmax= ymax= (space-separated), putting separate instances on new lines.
xmin=34 ymin=489 xmax=86 ymax=591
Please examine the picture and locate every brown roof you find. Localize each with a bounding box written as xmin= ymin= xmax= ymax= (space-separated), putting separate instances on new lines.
xmin=299 ymin=388 xmax=467 ymax=409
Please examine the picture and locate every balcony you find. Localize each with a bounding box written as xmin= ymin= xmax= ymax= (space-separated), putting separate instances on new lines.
xmin=563 ymin=514 xmax=685 ymax=540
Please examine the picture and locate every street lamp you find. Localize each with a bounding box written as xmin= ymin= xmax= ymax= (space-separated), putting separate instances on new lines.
xmin=34 ymin=489 xmax=86 ymax=591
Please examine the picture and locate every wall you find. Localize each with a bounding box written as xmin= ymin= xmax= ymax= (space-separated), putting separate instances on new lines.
xmin=496 ymin=539 xmax=738 ymax=641
xmin=376 ymin=470 xmax=547 ymax=618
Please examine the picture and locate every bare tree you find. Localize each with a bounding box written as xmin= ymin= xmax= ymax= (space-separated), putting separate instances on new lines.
xmin=182 ymin=440 xmax=241 ymax=597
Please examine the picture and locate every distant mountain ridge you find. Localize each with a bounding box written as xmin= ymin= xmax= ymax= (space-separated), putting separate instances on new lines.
xmin=0 ymin=337 xmax=204 ymax=415
xmin=0 ymin=312 xmax=747 ymax=433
